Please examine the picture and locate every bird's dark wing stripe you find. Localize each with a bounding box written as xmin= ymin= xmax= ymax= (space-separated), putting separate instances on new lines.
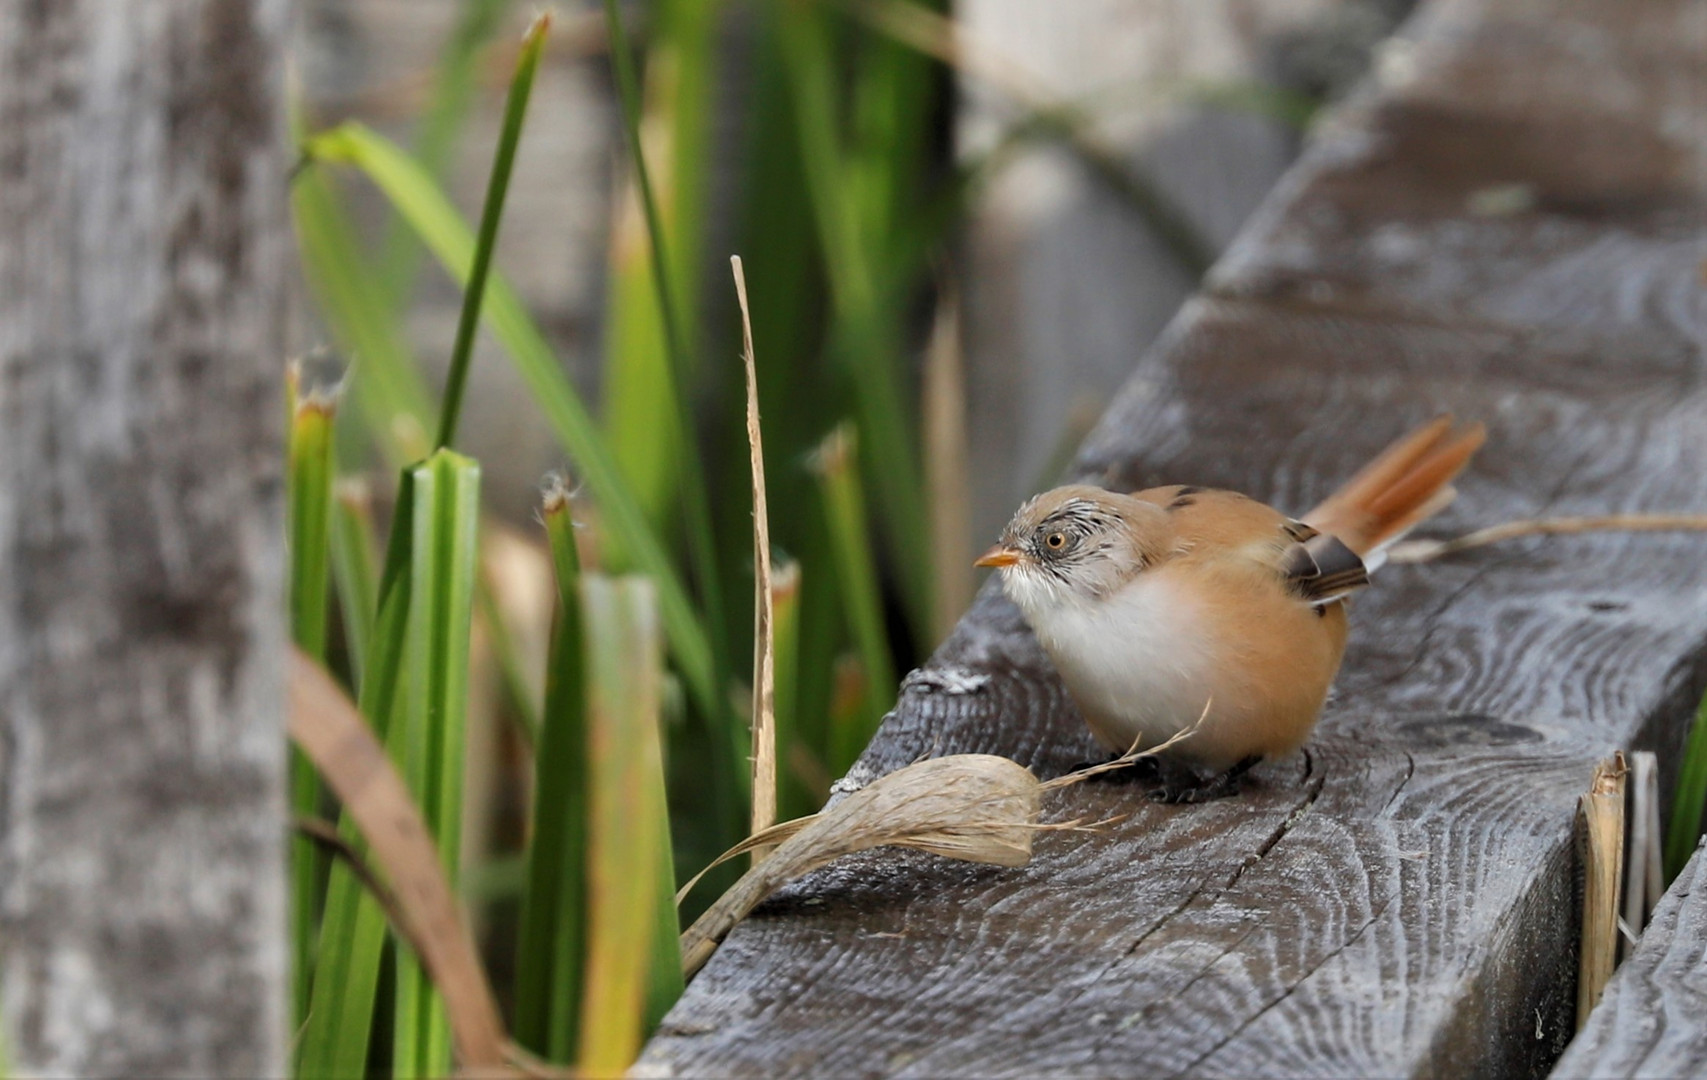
xmin=1279 ymin=524 xmax=1369 ymax=604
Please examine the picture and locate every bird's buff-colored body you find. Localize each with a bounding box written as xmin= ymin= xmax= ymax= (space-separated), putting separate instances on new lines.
xmin=979 ymin=418 xmax=1485 ymax=772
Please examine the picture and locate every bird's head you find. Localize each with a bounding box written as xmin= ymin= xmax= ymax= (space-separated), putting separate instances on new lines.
xmin=976 ymin=485 xmax=1174 ymax=612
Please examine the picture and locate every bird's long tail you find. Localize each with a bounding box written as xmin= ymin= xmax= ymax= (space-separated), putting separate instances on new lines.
xmin=1304 ymin=416 xmax=1486 ymax=563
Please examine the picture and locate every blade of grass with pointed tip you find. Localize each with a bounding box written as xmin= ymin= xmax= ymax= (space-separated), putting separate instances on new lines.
xmin=299 ymin=471 xmax=418 ymax=1079
xmin=287 ymin=389 xmax=338 ymax=1028
xmin=577 ymin=575 xmax=680 ymax=1074
xmin=436 ymin=12 xmax=550 ymax=452
xmin=393 ymin=450 xmax=482 ymax=1079
xmin=303 ymin=121 xmax=722 ymax=742
xmin=812 ymin=427 xmax=895 ymax=773
xmin=513 ymin=485 xmax=590 ymax=1062
xmin=1667 ymin=689 xmax=1707 ymax=881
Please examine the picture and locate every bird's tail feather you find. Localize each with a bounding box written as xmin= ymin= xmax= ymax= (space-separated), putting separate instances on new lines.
xmin=1304 ymin=416 xmax=1486 ymax=564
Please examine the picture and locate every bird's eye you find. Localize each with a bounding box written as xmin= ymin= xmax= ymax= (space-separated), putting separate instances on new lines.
xmin=1044 ymin=531 xmax=1067 ymax=551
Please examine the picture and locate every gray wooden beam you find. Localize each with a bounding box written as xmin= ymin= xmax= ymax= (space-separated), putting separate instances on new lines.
xmin=0 ymin=0 xmax=293 ymax=1073
xmin=1554 ymin=844 xmax=1707 ymax=1078
xmin=641 ymin=0 xmax=1707 ymax=1075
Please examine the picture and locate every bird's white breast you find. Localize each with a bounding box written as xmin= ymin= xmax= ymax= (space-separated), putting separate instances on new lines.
xmin=1009 ymin=570 xmax=1220 ymax=754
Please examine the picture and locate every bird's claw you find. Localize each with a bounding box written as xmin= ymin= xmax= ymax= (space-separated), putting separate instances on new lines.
xmin=1071 ymin=754 xmax=1162 ymax=784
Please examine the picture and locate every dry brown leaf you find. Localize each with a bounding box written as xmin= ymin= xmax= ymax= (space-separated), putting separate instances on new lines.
xmin=288 ymin=649 xmax=509 ymax=1071
xmin=732 ymin=254 xmax=778 ymax=857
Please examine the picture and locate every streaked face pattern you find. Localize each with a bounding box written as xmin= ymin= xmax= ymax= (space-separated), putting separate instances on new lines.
xmin=986 ymin=486 xmax=1169 ymax=607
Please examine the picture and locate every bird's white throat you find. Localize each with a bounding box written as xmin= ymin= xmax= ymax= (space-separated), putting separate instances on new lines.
xmin=1001 ymin=566 xmax=1218 ymax=752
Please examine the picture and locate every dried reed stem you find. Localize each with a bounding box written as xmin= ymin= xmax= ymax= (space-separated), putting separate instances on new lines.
xmin=1388 ymin=514 xmax=1707 ymax=564
xmin=1577 ymin=752 xmax=1628 ymax=1029
xmin=733 ymin=255 xmax=778 ymax=859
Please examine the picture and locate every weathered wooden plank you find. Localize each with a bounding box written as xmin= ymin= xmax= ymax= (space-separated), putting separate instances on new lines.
xmin=640 ymin=0 xmax=1707 ymax=1075
xmin=0 ymin=0 xmax=292 ymax=1073
xmin=1210 ymin=0 xmax=1707 ymax=355
xmin=1554 ymin=843 xmax=1707 ymax=1078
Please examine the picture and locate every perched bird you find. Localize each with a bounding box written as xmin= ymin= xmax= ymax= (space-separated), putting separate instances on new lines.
xmin=976 ymin=417 xmax=1485 ymax=799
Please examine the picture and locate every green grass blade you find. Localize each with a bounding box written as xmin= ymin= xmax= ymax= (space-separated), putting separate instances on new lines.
xmin=576 ymin=575 xmax=680 ymax=1074
xmin=769 ymin=559 xmax=814 ymax=817
xmin=775 ymin=1 xmax=932 ymax=640
xmin=600 ymin=0 xmax=730 ymax=718
xmin=600 ymin=0 xmax=716 ymax=554
xmin=298 ymin=472 xmax=419 ymax=1079
xmin=476 ymin=568 xmax=542 ymax=749
xmin=1667 ymin=690 xmax=1707 ymax=881
xmin=304 ymin=121 xmax=722 ymax=736
xmin=811 ymin=426 xmax=895 ymax=773
xmin=289 ymin=393 xmax=338 ymax=662
xmin=436 ymin=12 xmax=551 ymax=451
xmin=644 ymin=768 xmax=685 ymax=1036
xmin=377 ymin=0 xmax=518 ymax=310
xmin=513 ymin=483 xmax=590 ymax=1061
xmin=290 ymin=163 xmax=433 ymax=466
xmin=287 ymin=383 xmax=338 ymax=1029
xmin=393 ymin=450 xmax=482 ymax=1079
xmin=330 ymin=478 xmax=380 ymax=691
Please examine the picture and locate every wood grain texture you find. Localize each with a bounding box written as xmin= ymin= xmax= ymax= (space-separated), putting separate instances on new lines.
xmin=0 ymin=0 xmax=293 ymax=1074
xmin=1554 ymin=843 xmax=1707 ymax=1078
xmin=641 ymin=0 xmax=1707 ymax=1076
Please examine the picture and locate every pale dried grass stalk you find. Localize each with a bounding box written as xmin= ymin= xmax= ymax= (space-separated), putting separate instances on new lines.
xmin=1388 ymin=514 xmax=1707 ymax=564
xmin=678 ymin=709 xmax=1206 ymax=978
xmin=732 ymin=255 xmax=778 ymax=857
xmin=1577 ymin=752 xmax=1628 ymax=1029
xmin=680 ymin=754 xmax=1042 ymax=978
xmin=1041 ymin=707 xmax=1207 ymax=792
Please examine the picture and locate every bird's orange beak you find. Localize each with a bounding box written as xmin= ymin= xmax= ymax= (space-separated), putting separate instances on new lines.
xmin=974 ymin=544 xmax=1021 ymax=569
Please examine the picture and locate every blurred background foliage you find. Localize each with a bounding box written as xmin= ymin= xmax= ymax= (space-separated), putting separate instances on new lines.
xmin=284 ymin=0 xmax=1400 ymax=1073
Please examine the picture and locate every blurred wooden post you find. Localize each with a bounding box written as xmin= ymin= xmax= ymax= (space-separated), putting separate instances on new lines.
xmin=0 ymin=0 xmax=293 ymax=1073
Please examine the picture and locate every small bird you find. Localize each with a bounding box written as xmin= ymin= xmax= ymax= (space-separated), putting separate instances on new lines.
xmin=976 ymin=416 xmax=1485 ymax=799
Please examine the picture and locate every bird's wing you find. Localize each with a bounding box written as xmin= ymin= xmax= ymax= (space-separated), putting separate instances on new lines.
xmin=1134 ymin=486 xmax=1369 ymax=607
xmin=1274 ymin=520 xmax=1370 ymax=606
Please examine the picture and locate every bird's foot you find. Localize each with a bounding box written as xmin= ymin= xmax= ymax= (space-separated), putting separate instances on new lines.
xmin=1146 ymin=755 xmax=1262 ymax=804
xmin=1070 ymin=752 xmax=1162 ymax=784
